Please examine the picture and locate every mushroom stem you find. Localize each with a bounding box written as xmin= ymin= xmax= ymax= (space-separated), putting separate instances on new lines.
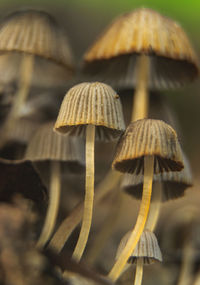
xmin=87 ymin=190 xmax=122 ymax=264
xmin=0 ymin=54 xmax=34 ymax=147
xmin=48 ymin=169 xmax=122 ymax=253
xmin=108 ymin=155 xmax=154 ymax=282
xmin=72 ymin=124 xmax=95 ymax=261
xmin=145 ymin=182 xmax=162 ymax=232
xmin=131 ymin=55 xmax=149 ymax=122
xmin=177 ymin=241 xmax=194 ymax=285
xmin=134 ymin=258 xmax=143 ymax=285
xmin=36 ymin=161 xmax=61 ymax=249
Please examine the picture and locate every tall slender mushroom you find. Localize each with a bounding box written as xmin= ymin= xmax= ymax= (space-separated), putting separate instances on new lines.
xmin=83 ymin=8 xmax=199 ymax=121
xmin=0 ymin=9 xmax=74 ymax=145
xmin=54 ymin=82 xmax=125 ymax=261
xmin=108 ymin=118 xmax=183 ymax=281
xmin=25 ymin=122 xmax=85 ymax=248
xmin=116 ymin=230 xmax=162 ymax=285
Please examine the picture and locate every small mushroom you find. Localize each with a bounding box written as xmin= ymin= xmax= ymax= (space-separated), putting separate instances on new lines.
xmin=83 ymin=8 xmax=199 ymax=122
xmin=55 ymin=82 xmax=125 ymax=261
xmin=0 ymin=9 xmax=74 ymax=146
xmin=25 ymin=121 xmax=85 ymax=248
xmin=116 ymin=230 xmax=162 ymax=285
xmin=109 ymin=119 xmax=183 ymax=281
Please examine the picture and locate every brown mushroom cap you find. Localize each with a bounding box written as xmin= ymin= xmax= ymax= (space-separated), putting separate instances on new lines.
xmin=116 ymin=230 xmax=162 ymax=265
xmin=25 ymin=122 xmax=85 ymax=173
xmin=83 ymin=8 xmax=199 ymax=90
xmin=0 ymin=9 xmax=74 ymax=70
xmin=112 ymin=119 xmax=184 ymax=174
xmin=54 ymin=82 xmax=125 ymax=141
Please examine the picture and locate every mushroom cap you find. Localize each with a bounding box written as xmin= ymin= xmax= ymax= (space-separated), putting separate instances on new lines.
xmin=25 ymin=122 xmax=85 ymax=173
xmin=0 ymin=9 xmax=74 ymax=70
xmin=54 ymin=82 xmax=125 ymax=141
xmin=116 ymin=230 xmax=162 ymax=265
xmin=112 ymin=119 xmax=184 ymax=174
xmin=83 ymin=8 xmax=199 ymax=90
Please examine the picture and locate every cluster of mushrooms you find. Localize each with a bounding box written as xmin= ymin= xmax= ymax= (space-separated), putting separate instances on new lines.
xmin=0 ymin=7 xmax=199 ymax=285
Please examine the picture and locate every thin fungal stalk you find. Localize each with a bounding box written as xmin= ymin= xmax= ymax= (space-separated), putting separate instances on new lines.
xmin=48 ymin=169 xmax=122 ymax=253
xmin=36 ymin=161 xmax=61 ymax=249
xmin=131 ymin=55 xmax=150 ymax=122
xmin=134 ymin=258 xmax=143 ymax=285
xmin=72 ymin=125 xmax=95 ymax=261
xmin=87 ymin=190 xmax=122 ymax=264
xmin=108 ymin=155 xmax=154 ymax=282
xmin=0 ymin=54 xmax=34 ymax=147
xmin=145 ymin=182 xmax=162 ymax=232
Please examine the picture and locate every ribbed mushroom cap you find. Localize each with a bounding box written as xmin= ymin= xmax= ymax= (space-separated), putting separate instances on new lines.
xmin=0 ymin=9 xmax=74 ymax=70
xmin=112 ymin=119 xmax=184 ymax=174
xmin=54 ymin=82 xmax=125 ymax=141
xmin=83 ymin=8 xmax=199 ymax=89
xmin=116 ymin=230 xmax=162 ymax=265
xmin=25 ymin=122 xmax=85 ymax=173
xmin=121 ymin=154 xmax=192 ymax=201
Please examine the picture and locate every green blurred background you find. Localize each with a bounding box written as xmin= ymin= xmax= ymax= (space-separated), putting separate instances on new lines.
xmin=0 ymin=0 xmax=200 ymax=174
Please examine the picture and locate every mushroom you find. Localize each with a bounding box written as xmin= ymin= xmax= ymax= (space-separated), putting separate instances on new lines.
xmin=116 ymin=230 xmax=162 ymax=285
xmin=0 ymin=9 xmax=74 ymax=145
xmin=108 ymin=118 xmax=183 ymax=281
xmin=83 ymin=8 xmax=199 ymax=121
xmin=54 ymin=82 xmax=125 ymax=261
xmin=24 ymin=121 xmax=85 ymax=248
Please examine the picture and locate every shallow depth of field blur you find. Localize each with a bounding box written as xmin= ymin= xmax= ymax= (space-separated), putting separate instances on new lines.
xmin=0 ymin=0 xmax=200 ymax=285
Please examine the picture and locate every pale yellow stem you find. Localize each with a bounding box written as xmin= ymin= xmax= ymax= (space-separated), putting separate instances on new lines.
xmin=72 ymin=125 xmax=95 ymax=261
xmin=131 ymin=55 xmax=150 ymax=122
xmin=177 ymin=242 xmax=194 ymax=285
xmin=0 ymin=54 xmax=34 ymax=147
xmin=87 ymin=190 xmax=122 ymax=264
xmin=49 ymin=169 xmax=122 ymax=253
xmin=36 ymin=161 xmax=61 ymax=249
xmin=145 ymin=182 xmax=162 ymax=232
xmin=108 ymin=155 xmax=154 ymax=282
xmin=134 ymin=258 xmax=144 ymax=285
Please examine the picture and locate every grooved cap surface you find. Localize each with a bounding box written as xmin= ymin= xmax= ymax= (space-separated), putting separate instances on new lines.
xmin=85 ymin=8 xmax=198 ymax=65
xmin=0 ymin=9 xmax=74 ymax=70
xmin=113 ymin=119 xmax=184 ymax=174
xmin=83 ymin=8 xmax=199 ymax=89
xmin=116 ymin=230 xmax=162 ymax=264
xmin=55 ymin=82 xmax=125 ymax=141
xmin=25 ymin=122 xmax=85 ymax=172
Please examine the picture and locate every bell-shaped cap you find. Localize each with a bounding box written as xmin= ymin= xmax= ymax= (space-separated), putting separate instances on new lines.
xmin=112 ymin=119 xmax=184 ymax=174
xmin=0 ymin=9 xmax=74 ymax=70
xmin=54 ymin=82 xmax=125 ymax=141
xmin=25 ymin=122 xmax=85 ymax=173
xmin=83 ymin=8 xmax=199 ymax=89
xmin=121 ymin=153 xmax=192 ymax=201
xmin=116 ymin=230 xmax=162 ymax=265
